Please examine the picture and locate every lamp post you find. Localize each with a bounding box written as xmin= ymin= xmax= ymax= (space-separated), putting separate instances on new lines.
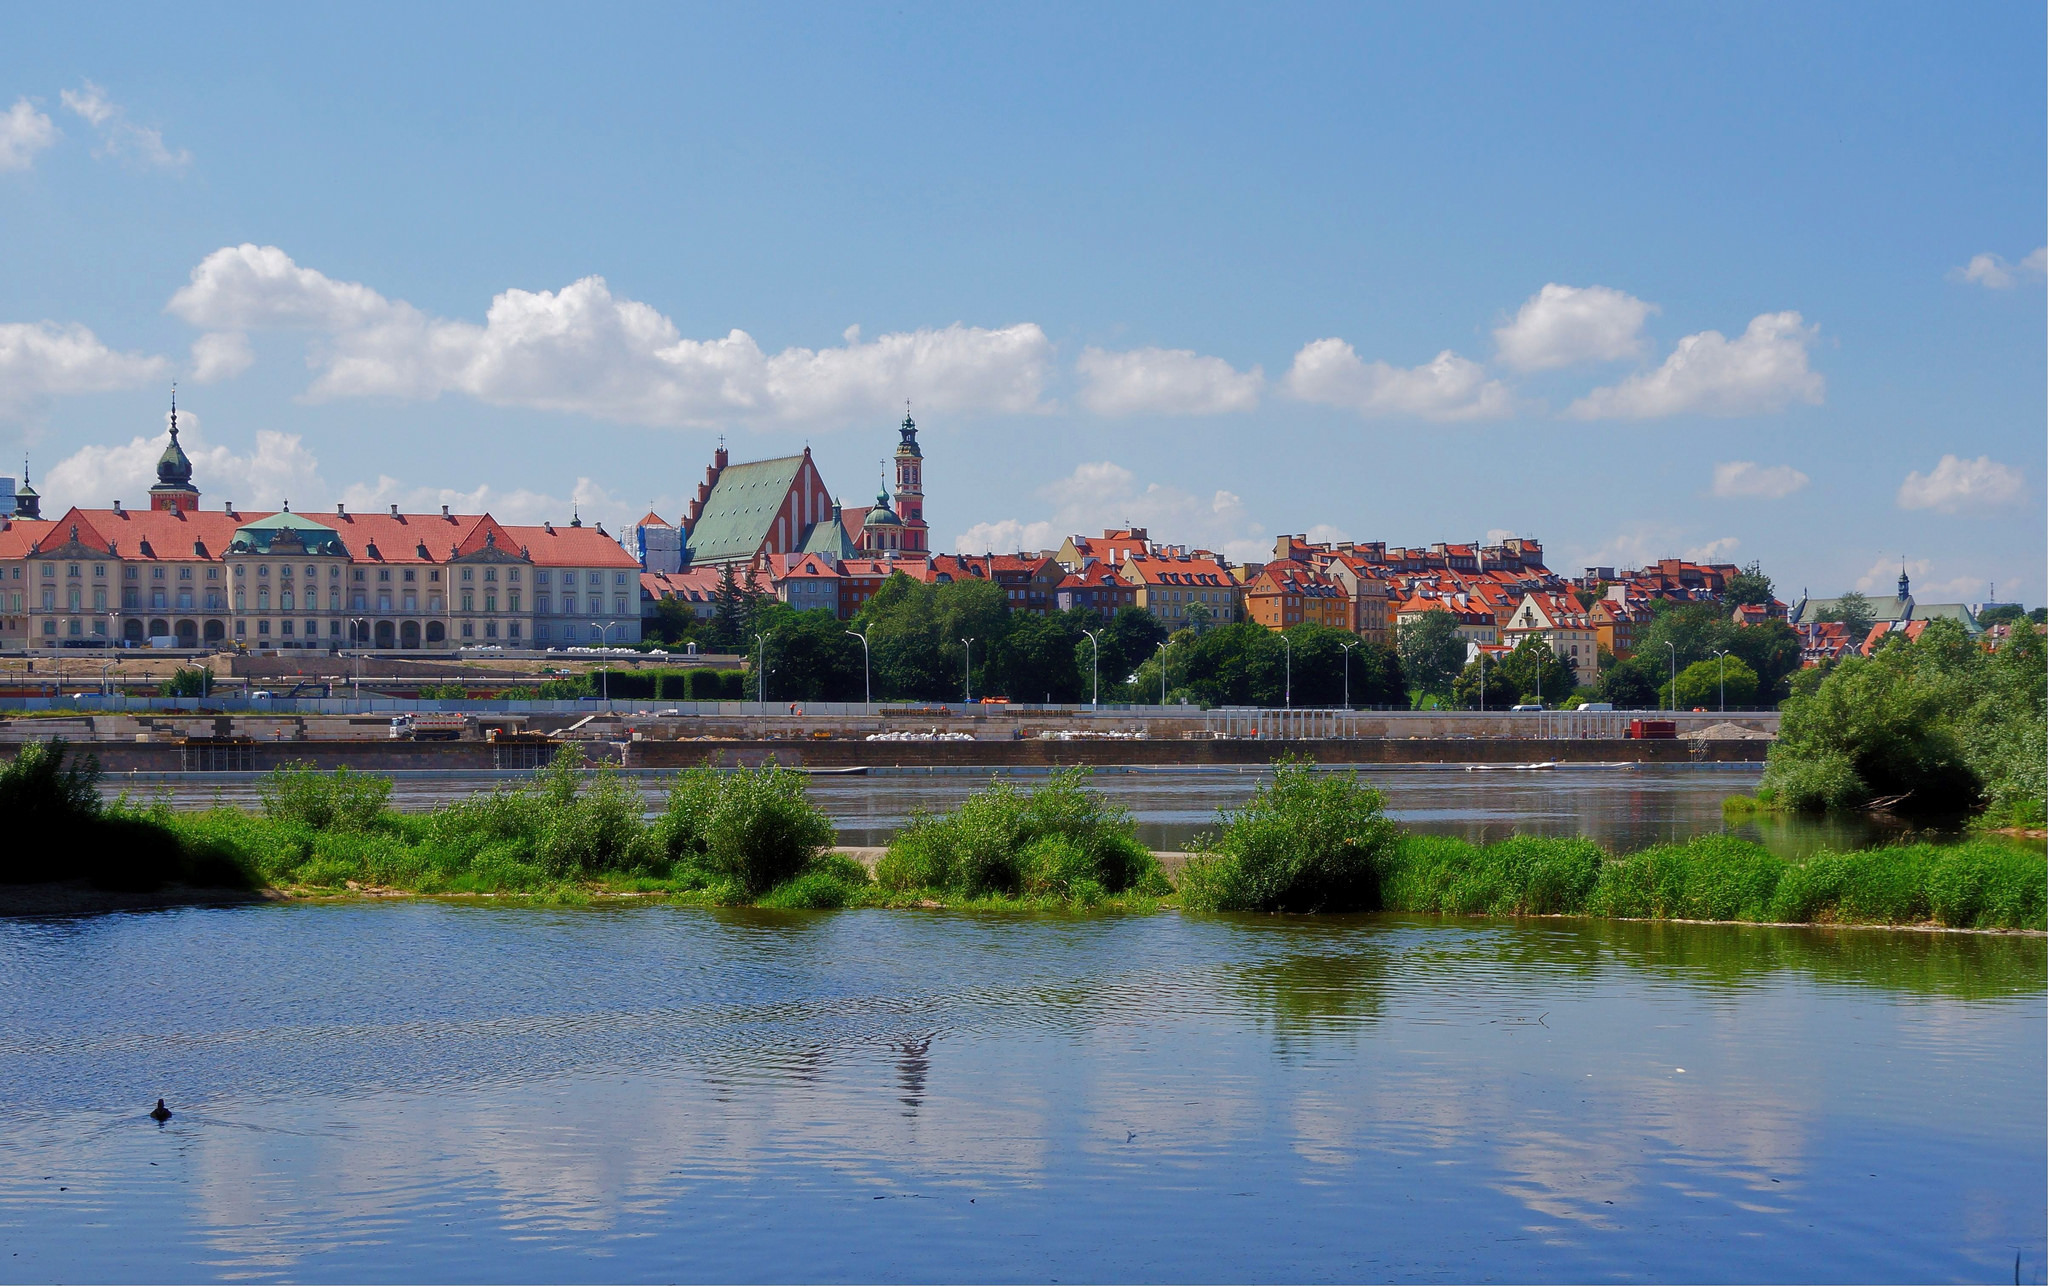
xmin=1156 ymin=640 xmax=1169 ymax=706
xmin=752 ymin=630 xmax=772 ymax=707
xmin=1281 ymin=634 xmax=1292 ymax=710
xmin=592 ymin=620 xmax=626 ymax=705
xmin=959 ymin=637 xmax=974 ymax=703
xmin=1339 ymin=640 xmax=1358 ymax=710
xmin=1711 ymin=648 xmax=1729 ymax=712
xmin=844 ymin=629 xmax=871 ymax=713
xmin=1478 ymin=648 xmax=1487 ymax=712
xmin=100 ymin=661 xmax=115 ymax=697
xmin=1080 ymin=628 xmax=1102 ymax=708
xmin=348 ymin=617 xmax=368 ymax=711
xmin=1664 ymin=641 xmax=1678 ymax=713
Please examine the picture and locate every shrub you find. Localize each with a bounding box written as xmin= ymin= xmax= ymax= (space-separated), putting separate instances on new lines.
xmin=650 ymin=760 xmax=837 ymax=895
xmin=873 ymin=768 xmax=1163 ymax=903
xmin=1177 ymin=759 xmax=1397 ymax=913
xmin=758 ymin=854 xmax=869 ymax=909
xmin=258 ymin=764 xmax=393 ymax=831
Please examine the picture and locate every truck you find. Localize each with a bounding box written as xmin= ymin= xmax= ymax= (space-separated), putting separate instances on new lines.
xmin=1626 ymin=719 xmax=1678 ymax=740
xmin=390 ymin=712 xmax=470 ymax=741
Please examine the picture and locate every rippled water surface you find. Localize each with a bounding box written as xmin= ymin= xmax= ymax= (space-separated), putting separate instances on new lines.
xmin=1 ymin=905 xmax=2040 ymax=1283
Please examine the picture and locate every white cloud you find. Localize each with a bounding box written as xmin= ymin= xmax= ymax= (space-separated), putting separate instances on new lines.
xmin=0 ymin=98 xmax=58 ymax=171
xmin=59 ymin=81 xmax=189 ymax=169
xmin=1282 ymin=340 xmax=1512 ymax=421
xmin=1711 ymin=460 xmax=1810 ymax=500
xmin=1952 ymin=248 xmax=2046 ymax=290
xmin=1852 ymin=557 xmax=1982 ymax=602
xmin=166 ymin=244 xmax=1054 ymax=428
xmin=42 ymin=413 xmax=651 ymax=534
xmin=45 ymin=412 xmax=322 ymax=510
xmin=955 ymin=460 xmax=1271 ymax=564
xmin=1074 ymin=346 xmax=1261 ymax=415
xmin=0 ymin=321 xmax=168 ymax=419
xmin=190 ymin=332 xmax=253 ymax=383
xmin=1305 ymin=523 xmax=1349 ymax=546
xmin=1493 ymin=283 xmax=1657 ymax=371
xmin=1566 ymin=524 xmax=1740 ymax=575
xmin=1895 ymin=454 xmax=2025 ymax=513
xmin=1566 ymin=311 xmax=1823 ymax=419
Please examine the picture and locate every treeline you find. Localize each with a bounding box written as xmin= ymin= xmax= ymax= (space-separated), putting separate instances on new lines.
xmin=1754 ymin=617 xmax=2044 ymax=824
xmin=651 ymin=569 xmax=1407 ymax=706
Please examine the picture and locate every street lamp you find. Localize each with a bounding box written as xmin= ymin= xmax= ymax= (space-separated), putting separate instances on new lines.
xmin=592 ymin=620 xmax=626 ymax=704
xmin=1664 ymin=641 xmax=1678 ymax=713
xmin=1478 ymin=648 xmax=1488 ymax=712
xmin=845 ymin=629 xmax=871 ymax=712
xmin=1080 ymin=628 xmax=1102 ymax=708
xmin=752 ymin=630 xmax=772 ymax=707
xmin=1711 ymin=648 xmax=1729 ymax=712
xmin=1339 ymin=640 xmax=1358 ymax=710
xmin=1280 ymin=634 xmax=1292 ymax=710
xmin=348 ymin=617 xmax=369 ymax=711
xmin=1156 ymin=640 xmax=1168 ymax=706
xmin=959 ymin=637 xmax=974 ymax=703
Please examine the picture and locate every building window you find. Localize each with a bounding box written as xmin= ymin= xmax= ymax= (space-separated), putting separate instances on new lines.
xmin=461 ymin=592 xmax=474 ymax=611
xmin=461 ymin=623 xmax=474 ymax=638
xmin=258 ymin=620 xmax=270 ymax=636
xmin=536 ymin=624 xmax=549 ymax=640
xmin=485 ymin=622 xmax=498 ymax=638
xmin=537 ymin=595 xmax=550 ymax=614
xmin=485 ymin=568 xmax=497 ymax=582
xmin=462 ymin=569 xmax=474 ymax=582
xmin=403 ymin=569 xmax=416 ymax=582
xmin=42 ymin=619 xmax=55 ymax=635
xmin=537 ymin=571 xmax=550 ymax=585
xmin=40 ymin=564 xmax=53 ymax=579
xmin=235 ymin=621 xmax=246 ymax=637
xmin=508 ymin=592 xmax=521 ymax=612
xmin=281 ymin=620 xmax=295 ymax=636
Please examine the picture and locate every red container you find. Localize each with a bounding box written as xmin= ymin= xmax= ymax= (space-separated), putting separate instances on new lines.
xmin=1628 ymin=719 xmax=1678 ymax=740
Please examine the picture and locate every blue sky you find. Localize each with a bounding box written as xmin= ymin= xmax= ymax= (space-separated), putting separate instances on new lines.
xmin=2 ymin=4 xmax=2041 ymax=605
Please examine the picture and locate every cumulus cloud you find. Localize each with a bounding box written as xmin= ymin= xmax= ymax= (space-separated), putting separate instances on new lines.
xmin=1567 ymin=524 xmax=1741 ymax=575
xmin=1566 ymin=312 xmax=1823 ymax=419
xmin=0 ymin=321 xmax=168 ymax=420
xmin=59 ymin=81 xmax=189 ymax=169
xmin=0 ymin=98 xmax=58 ymax=171
xmin=42 ymin=413 xmax=651 ymax=533
xmin=1711 ymin=460 xmax=1810 ymax=500
xmin=1895 ymin=454 xmax=2025 ymax=513
xmin=1853 ymin=557 xmax=1984 ymax=602
xmin=44 ymin=412 xmax=321 ymax=510
xmin=1074 ymin=346 xmax=1262 ymax=415
xmin=189 ymin=332 xmax=253 ymax=383
xmin=954 ymin=460 xmax=1271 ymax=564
xmin=166 ymin=244 xmax=1054 ymax=428
xmin=1951 ymin=248 xmax=2047 ymax=290
xmin=1493 ymin=284 xmax=1657 ymax=371
xmin=1282 ymin=340 xmax=1512 ymax=421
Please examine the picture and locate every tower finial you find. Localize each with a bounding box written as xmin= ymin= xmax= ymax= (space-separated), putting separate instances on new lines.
xmin=169 ymin=382 xmax=179 ymax=440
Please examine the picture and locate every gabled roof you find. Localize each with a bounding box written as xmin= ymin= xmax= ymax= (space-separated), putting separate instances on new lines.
xmin=798 ymin=513 xmax=859 ymax=560
xmin=683 ymin=455 xmax=805 ymax=565
xmin=500 ymin=522 xmax=639 ymax=568
xmin=230 ymin=510 xmax=350 ymax=557
xmin=40 ymin=505 xmax=251 ymax=561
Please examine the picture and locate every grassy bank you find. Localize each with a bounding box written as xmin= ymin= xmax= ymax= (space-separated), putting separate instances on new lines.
xmin=4 ymin=744 xmax=2040 ymax=928
xmin=1179 ymin=759 xmax=2045 ymax=930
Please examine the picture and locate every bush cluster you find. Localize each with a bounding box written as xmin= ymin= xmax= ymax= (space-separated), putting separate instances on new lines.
xmin=1177 ymin=763 xmax=2043 ymax=929
xmin=1177 ymin=759 xmax=1398 ymax=912
xmin=0 ymin=740 xmax=249 ymax=891
xmin=875 ymin=768 xmax=1165 ymax=906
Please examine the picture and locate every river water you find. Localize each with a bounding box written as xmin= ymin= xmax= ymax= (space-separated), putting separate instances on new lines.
xmin=1 ymin=904 xmax=2040 ymax=1283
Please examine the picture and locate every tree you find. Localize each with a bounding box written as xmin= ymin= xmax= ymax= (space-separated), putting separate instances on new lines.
xmin=1661 ymin=655 xmax=1759 ymax=710
xmin=1596 ymin=656 xmax=1660 ymax=708
xmin=1452 ymin=654 xmax=1516 ymax=709
xmin=1097 ymin=606 xmax=1167 ymax=697
xmin=993 ymin=611 xmax=1086 ymax=702
xmin=745 ymin=602 xmax=864 ymax=702
xmin=1725 ymin=561 xmax=1775 ymax=607
xmin=1816 ymin=591 xmax=1876 ymax=640
xmin=159 ymin=667 xmax=210 ymax=697
xmin=1497 ymin=635 xmax=1575 ymax=707
xmin=645 ymin=595 xmax=707 ymax=647
xmin=1977 ymin=603 xmax=2026 ymax=628
xmin=1398 ymin=610 xmax=1465 ymax=700
xmin=709 ymin=563 xmax=755 ymax=652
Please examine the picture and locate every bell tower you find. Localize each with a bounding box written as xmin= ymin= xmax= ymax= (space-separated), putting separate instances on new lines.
xmin=894 ymin=407 xmax=927 ymax=553
xmin=149 ymin=389 xmax=201 ymax=514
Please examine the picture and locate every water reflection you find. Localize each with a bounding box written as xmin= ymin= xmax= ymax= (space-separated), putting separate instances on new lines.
xmin=0 ymin=904 xmax=2039 ymax=1283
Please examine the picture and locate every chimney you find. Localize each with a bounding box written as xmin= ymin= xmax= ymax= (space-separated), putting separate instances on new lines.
xmin=390 ymin=504 xmax=400 ymax=517
xmin=337 ymin=503 xmax=346 ymax=516
xmin=441 ymin=504 xmax=451 ymax=518
xmin=226 ymin=502 xmax=237 ymax=519
xmin=112 ymin=500 xmax=123 ymax=515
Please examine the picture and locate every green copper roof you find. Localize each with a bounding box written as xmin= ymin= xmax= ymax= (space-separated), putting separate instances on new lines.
xmin=683 ymin=455 xmax=805 ymax=565
xmin=799 ymin=513 xmax=859 ymax=560
xmin=229 ymin=511 xmax=349 ymax=556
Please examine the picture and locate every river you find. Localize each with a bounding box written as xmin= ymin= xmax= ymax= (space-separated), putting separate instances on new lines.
xmin=0 ymin=902 xmax=2040 ymax=1283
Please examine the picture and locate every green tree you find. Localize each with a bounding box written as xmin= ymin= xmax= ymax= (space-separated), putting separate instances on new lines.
xmin=1661 ymin=655 xmax=1759 ymax=710
xmin=1398 ymin=610 xmax=1464 ymax=700
xmin=1452 ymin=652 xmax=1516 ymax=709
xmin=745 ymin=602 xmax=864 ymax=702
xmin=159 ymin=667 xmax=211 ymax=697
xmin=1976 ymin=604 xmax=2026 ymax=628
xmin=1096 ymin=606 xmax=1168 ymax=698
xmin=1816 ymin=590 xmax=1876 ymax=639
xmin=994 ymin=611 xmax=1086 ymax=702
xmin=1724 ymin=561 xmax=1775 ymax=607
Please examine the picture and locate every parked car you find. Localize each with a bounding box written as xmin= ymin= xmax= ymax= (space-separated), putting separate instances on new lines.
xmin=1510 ymin=702 xmax=1544 ymax=711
